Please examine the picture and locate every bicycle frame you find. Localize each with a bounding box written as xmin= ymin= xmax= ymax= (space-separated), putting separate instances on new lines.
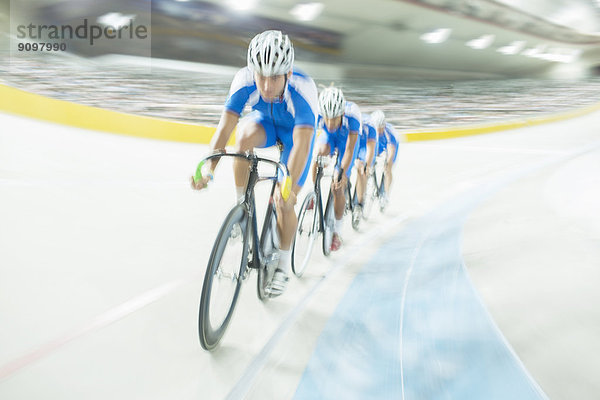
xmin=197 ymin=150 xmax=292 ymax=350
xmin=372 ymin=150 xmax=388 ymax=195
xmin=312 ymin=155 xmax=335 ymax=235
xmin=201 ymin=151 xmax=288 ymax=273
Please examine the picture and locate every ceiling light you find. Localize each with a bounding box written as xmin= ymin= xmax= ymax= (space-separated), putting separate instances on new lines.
xmin=290 ymin=3 xmax=324 ymax=22
xmin=97 ymin=13 xmax=136 ymax=30
xmin=420 ymin=28 xmax=451 ymax=44
xmin=466 ymin=34 xmax=495 ymax=50
xmin=538 ymin=48 xmax=581 ymax=63
xmin=522 ymin=44 xmax=546 ymax=57
xmin=497 ymin=41 xmax=526 ymax=55
xmin=226 ymin=0 xmax=258 ymax=12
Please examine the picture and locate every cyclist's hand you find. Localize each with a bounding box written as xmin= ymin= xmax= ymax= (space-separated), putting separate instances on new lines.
xmin=332 ymin=172 xmax=347 ymax=191
xmin=190 ymin=175 xmax=211 ymax=190
xmin=274 ymin=183 xmax=297 ymax=211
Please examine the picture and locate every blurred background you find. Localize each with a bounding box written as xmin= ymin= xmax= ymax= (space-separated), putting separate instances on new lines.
xmin=2 ymin=0 xmax=600 ymax=127
xmin=2 ymin=3 xmax=600 ymax=399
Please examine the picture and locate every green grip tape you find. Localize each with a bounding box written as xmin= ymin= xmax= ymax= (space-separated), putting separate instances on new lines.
xmin=193 ymin=160 xmax=206 ymax=184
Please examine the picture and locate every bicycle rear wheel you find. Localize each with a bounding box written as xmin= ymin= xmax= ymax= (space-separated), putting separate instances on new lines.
xmin=379 ymin=173 xmax=388 ymax=213
xmin=257 ymin=203 xmax=280 ymax=300
xmin=198 ymin=204 xmax=248 ymax=351
xmin=362 ymin=173 xmax=377 ymax=220
xmin=343 ymin=184 xmax=352 ymax=217
xmin=322 ymin=192 xmax=335 ymax=256
xmin=292 ymin=191 xmax=318 ymax=277
xmin=351 ymin=205 xmax=362 ymax=231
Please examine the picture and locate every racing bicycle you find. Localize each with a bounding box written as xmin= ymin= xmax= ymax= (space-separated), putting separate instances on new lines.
xmin=195 ymin=150 xmax=291 ymax=350
xmin=362 ymin=151 xmax=389 ymax=219
xmin=291 ymin=155 xmax=343 ymax=277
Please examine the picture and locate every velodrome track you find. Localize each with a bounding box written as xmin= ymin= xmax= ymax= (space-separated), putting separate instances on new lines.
xmin=1 ymin=97 xmax=600 ymax=399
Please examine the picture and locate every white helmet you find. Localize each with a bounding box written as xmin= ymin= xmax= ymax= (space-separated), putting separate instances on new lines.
xmin=370 ymin=110 xmax=386 ymax=127
xmin=247 ymin=30 xmax=294 ymax=77
xmin=319 ymin=87 xmax=346 ymax=118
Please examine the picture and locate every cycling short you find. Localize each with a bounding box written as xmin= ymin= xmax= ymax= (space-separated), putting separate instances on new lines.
xmin=357 ymin=142 xmax=376 ymax=166
xmin=377 ymin=143 xmax=398 ymax=164
xmin=242 ymin=111 xmax=315 ymax=187
xmin=317 ymin=131 xmax=359 ymax=177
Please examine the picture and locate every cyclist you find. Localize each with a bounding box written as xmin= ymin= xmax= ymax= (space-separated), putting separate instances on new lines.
xmin=354 ymin=112 xmax=378 ymax=212
xmin=190 ymin=30 xmax=318 ymax=297
xmin=310 ymin=86 xmax=361 ymax=251
xmin=370 ymin=110 xmax=398 ymax=195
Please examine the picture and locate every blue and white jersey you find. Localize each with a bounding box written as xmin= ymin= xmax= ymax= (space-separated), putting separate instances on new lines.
xmin=360 ymin=113 xmax=378 ymax=149
xmin=317 ymin=101 xmax=362 ymax=143
xmin=317 ymin=101 xmax=361 ymax=176
xmin=377 ymin=122 xmax=399 ymax=155
xmin=224 ymin=67 xmax=318 ymax=130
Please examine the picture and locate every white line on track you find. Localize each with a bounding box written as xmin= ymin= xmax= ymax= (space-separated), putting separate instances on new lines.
xmin=398 ymin=225 xmax=433 ymax=400
xmin=225 ymin=211 xmax=409 ymax=400
xmin=0 ymin=277 xmax=195 ymax=381
xmin=0 ymin=206 xmax=406 ymax=384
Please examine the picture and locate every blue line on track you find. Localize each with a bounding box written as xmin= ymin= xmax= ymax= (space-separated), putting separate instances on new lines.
xmin=293 ymin=171 xmax=551 ymax=400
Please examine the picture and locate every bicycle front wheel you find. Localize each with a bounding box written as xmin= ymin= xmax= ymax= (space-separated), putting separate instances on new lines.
xmin=257 ymin=203 xmax=280 ymax=300
xmin=379 ymin=173 xmax=388 ymax=213
xmin=322 ymin=192 xmax=335 ymax=257
xmin=363 ymin=174 xmax=377 ymax=221
xmin=199 ymin=204 xmax=248 ymax=351
xmin=292 ymin=191 xmax=318 ymax=277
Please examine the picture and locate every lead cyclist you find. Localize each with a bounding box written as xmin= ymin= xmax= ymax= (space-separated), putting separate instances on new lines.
xmin=190 ymin=30 xmax=318 ymax=298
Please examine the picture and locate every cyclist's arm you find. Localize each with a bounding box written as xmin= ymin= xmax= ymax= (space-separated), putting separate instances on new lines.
xmin=287 ymin=74 xmax=318 ymax=191
xmin=208 ymin=67 xmax=250 ymax=165
xmin=341 ymin=102 xmax=361 ymax=174
xmin=340 ymin=132 xmax=358 ymax=173
xmin=288 ymin=125 xmax=313 ymax=192
xmin=207 ymin=110 xmax=240 ymax=169
xmin=387 ymin=143 xmax=397 ymax=167
xmin=366 ymin=138 xmax=376 ymax=168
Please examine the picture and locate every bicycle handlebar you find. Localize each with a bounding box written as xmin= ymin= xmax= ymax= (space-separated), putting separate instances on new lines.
xmin=314 ymin=154 xmax=343 ymax=183
xmin=193 ymin=151 xmax=292 ymax=201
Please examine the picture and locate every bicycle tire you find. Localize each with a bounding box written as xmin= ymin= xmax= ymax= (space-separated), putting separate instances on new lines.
xmin=343 ymin=184 xmax=351 ymax=216
xmin=351 ymin=205 xmax=361 ymax=231
xmin=198 ymin=204 xmax=248 ymax=351
xmin=257 ymin=202 xmax=280 ymax=300
xmin=379 ymin=172 xmax=387 ymax=213
xmin=363 ymin=173 xmax=377 ymax=220
xmin=322 ymin=192 xmax=335 ymax=257
xmin=292 ymin=191 xmax=318 ymax=277
xmin=350 ymin=182 xmax=361 ymax=230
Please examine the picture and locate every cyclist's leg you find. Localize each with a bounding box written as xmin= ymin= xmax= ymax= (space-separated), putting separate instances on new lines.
xmin=356 ymin=145 xmax=367 ymax=205
xmin=311 ymin=131 xmax=334 ymax=184
xmin=385 ymin=143 xmax=397 ymax=193
xmin=233 ymin=112 xmax=270 ymax=201
xmin=375 ymin=144 xmax=386 ymax=189
xmin=332 ymin=139 xmax=347 ymax=221
xmin=267 ymin=127 xmax=316 ymax=295
xmin=346 ymin=138 xmax=359 ymax=197
xmin=276 ymin=129 xmax=316 ymax=252
xmin=356 ymin=160 xmax=366 ymax=203
xmin=330 ymin=139 xmax=347 ymax=250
